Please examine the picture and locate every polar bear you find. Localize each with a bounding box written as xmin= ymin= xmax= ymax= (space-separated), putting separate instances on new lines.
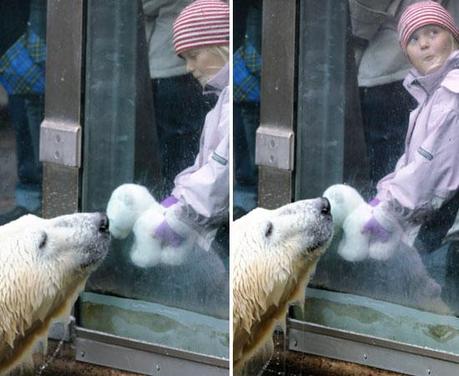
xmin=232 ymin=198 xmax=333 ymax=370
xmin=323 ymin=184 xmax=399 ymax=261
xmin=106 ymin=184 xmax=191 ymax=267
xmin=0 ymin=212 xmax=110 ymax=375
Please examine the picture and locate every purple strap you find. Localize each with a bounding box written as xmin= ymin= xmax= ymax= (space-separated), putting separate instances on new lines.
xmin=362 ymin=216 xmax=391 ymax=242
xmin=154 ymin=220 xmax=184 ymax=247
xmin=368 ymin=197 xmax=380 ymax=207
xmin=161 ymin=195 xmax=179 ymax=208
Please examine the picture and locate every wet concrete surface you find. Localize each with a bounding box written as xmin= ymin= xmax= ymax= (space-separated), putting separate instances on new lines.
xmin=33 ymin=341 xmax=142 ymax=376
xmin=261 ymin=351 xmax=406 ymax=376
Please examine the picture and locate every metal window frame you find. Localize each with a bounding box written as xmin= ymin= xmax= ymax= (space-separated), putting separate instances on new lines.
xmin=287 ymin=319 xmax=459 ymax=376
xmin=43 ymin=0 xmax=228 ymax=374
xmin=75 ymin=328 xmax=229 ymax=376
xmin=40 ymin=0 xmax=84 ymax=217
xmin=255 ymin=0 xmax=297 ymax=209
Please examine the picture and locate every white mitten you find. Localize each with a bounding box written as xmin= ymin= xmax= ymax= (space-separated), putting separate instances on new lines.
xmin=106 ymin=184 xmax=159 ymax=239
xmin=323 ymin=184 xmax=365 ymax=229
xmin=324 ymin=184 xmax=370 ymax=261
xmin=130 ymin=207 xmax=165 ymax=267
xmin=130 ymin=206 xmax=192 ymax=268
xmin=338 ymin=203 xmax=372 ymax=262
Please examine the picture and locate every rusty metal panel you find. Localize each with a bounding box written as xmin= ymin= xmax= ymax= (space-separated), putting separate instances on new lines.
xmin=42 ymin=163 xmax=79 ymax=218
xmin=258 ymin=167 xmax=294 ymax=210
xmin=40 ymin=0 xmax=84 ymax=216
xmin=257 ymin=0 xmax=297 ymax=208
xmin=44 ymin=0 xmax=83 ymax=123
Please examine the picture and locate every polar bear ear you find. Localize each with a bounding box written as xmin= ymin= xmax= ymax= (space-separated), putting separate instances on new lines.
xmin=37 ymin=231 xmax=48 ymax=251
xmin=263 ymin=221 xmax=274 ymax=239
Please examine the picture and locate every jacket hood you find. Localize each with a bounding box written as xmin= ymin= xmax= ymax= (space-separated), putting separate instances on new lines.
xmin=404 ymin=50 xmax=459 ymax=103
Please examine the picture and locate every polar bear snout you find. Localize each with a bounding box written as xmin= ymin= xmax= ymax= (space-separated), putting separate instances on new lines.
xmin=319 ymin=197 xmax=331 ymax=215
xmin=270 ymin=198 xmax=333 ymax=252
xmin=98 ymin=214 xmax=109 ymax=234
xmin=45 ymin=212 xmax=111 ymax=267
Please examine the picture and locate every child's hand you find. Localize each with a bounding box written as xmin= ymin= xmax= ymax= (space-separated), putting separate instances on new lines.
xmin=161 ymin=195 xmax=178 ymax=208
xmin=361 ymin=216 xmax=391 ymax=243
xmin=368 ymin=198 xmax=380 ymax=207
xmin=153 ymin=219 xmax=184 ymax=248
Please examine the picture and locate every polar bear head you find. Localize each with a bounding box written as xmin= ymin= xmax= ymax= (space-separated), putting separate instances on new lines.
xmin=106 ymin=183 xmax=159 ymax=239
xmin=232 ymin=197 xmax=333 ymax=369
xmin=233 ymin=198 xmax=333 ymax=263
xmin=0 ymin=212 xmax=110 ymax=374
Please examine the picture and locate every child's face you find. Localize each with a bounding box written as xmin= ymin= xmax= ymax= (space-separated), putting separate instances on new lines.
xmin=181 ymin=48 xmax=225 ymax=87
xmin=406 ymin=25 xmax=454 ymax=75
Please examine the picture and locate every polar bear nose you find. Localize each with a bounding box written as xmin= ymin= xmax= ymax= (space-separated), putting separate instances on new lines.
xmin=99 ymin=214 xmax=110 ymax=233
xmin=320 ymin=197 xmax=331 ymax=215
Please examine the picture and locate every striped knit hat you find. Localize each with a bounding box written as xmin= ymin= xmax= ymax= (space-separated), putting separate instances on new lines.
xmin=398 ymin=1 xmax=459 ymax=51
xmin=173 ymin=0 xmax=229 ymax=56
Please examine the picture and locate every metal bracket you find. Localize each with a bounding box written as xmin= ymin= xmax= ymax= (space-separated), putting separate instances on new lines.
xmin=48 ymin=315 xmax=76 ymax=342
xmin=40 ymin=120 xmax=81 ymax=168
xmin=255 ymin=126 xmax=295 ymax=170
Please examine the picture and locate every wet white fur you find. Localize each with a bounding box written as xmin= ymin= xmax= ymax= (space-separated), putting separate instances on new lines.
xmin=0 ymin=213 xmax=109 ymax=375
xmin=232 ymin=199 xmax=333 ymax=370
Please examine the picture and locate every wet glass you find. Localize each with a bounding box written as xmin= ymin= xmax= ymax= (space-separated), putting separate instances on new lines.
xmin=0 ymin=0 xmax=45 ymax=225
xmin=78 ymin=0 xmax=229 ymax=360
xmin=292 ymin=0 xmax=459 ymax=358
xmin=233 ymin=0 xmax=262 ymax=218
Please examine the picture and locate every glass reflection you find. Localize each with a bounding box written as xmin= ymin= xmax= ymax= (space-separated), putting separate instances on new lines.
xmin=80 ymin=0 xmax=229 ymax=360
xmin=293 ymin=0 xmax=459 ymax=357
xmin=0 ymin=0 xmax=46 ymax=225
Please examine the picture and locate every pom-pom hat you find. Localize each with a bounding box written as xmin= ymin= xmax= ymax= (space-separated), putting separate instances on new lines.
xmin=173 ymin=0 xmax=229 ymax=56
xmin=398 ymin=1 xmax=459 ymax=51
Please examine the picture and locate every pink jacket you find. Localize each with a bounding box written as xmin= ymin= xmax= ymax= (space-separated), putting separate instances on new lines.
xmin=168 ymin=63 xmax=229 ymax=245
xmin=375 ymin=51 xmax=459 ymax=231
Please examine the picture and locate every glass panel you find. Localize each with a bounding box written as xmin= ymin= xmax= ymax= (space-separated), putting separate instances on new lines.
xmin=79 ymin=0 xmax=229 ymax=359
xmin=294 ymin=0 xmax=459 ymax=357
xmin=233 ymin=0 xmax=262 ymax=218
xmin=0 ymin=0 xmax=46 ymax=225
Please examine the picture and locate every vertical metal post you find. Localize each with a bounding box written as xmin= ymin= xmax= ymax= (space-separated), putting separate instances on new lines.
xmin=255 ymin=0 xmax=297 ymax=209
xmin=40 ymin=0 xmax=84 ymax=217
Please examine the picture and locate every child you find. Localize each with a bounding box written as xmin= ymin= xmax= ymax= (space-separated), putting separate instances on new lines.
xmin=362 ymin=1 xmax=459 ymax=252
xmin=153 ymin=0 xmax=229 ymax=251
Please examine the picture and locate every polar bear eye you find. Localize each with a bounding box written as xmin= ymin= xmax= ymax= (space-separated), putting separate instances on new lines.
xmin=38 ymin=232 xmax=48 ymax=249
xmin=264 ymin=222 xmax=273 ymax=238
